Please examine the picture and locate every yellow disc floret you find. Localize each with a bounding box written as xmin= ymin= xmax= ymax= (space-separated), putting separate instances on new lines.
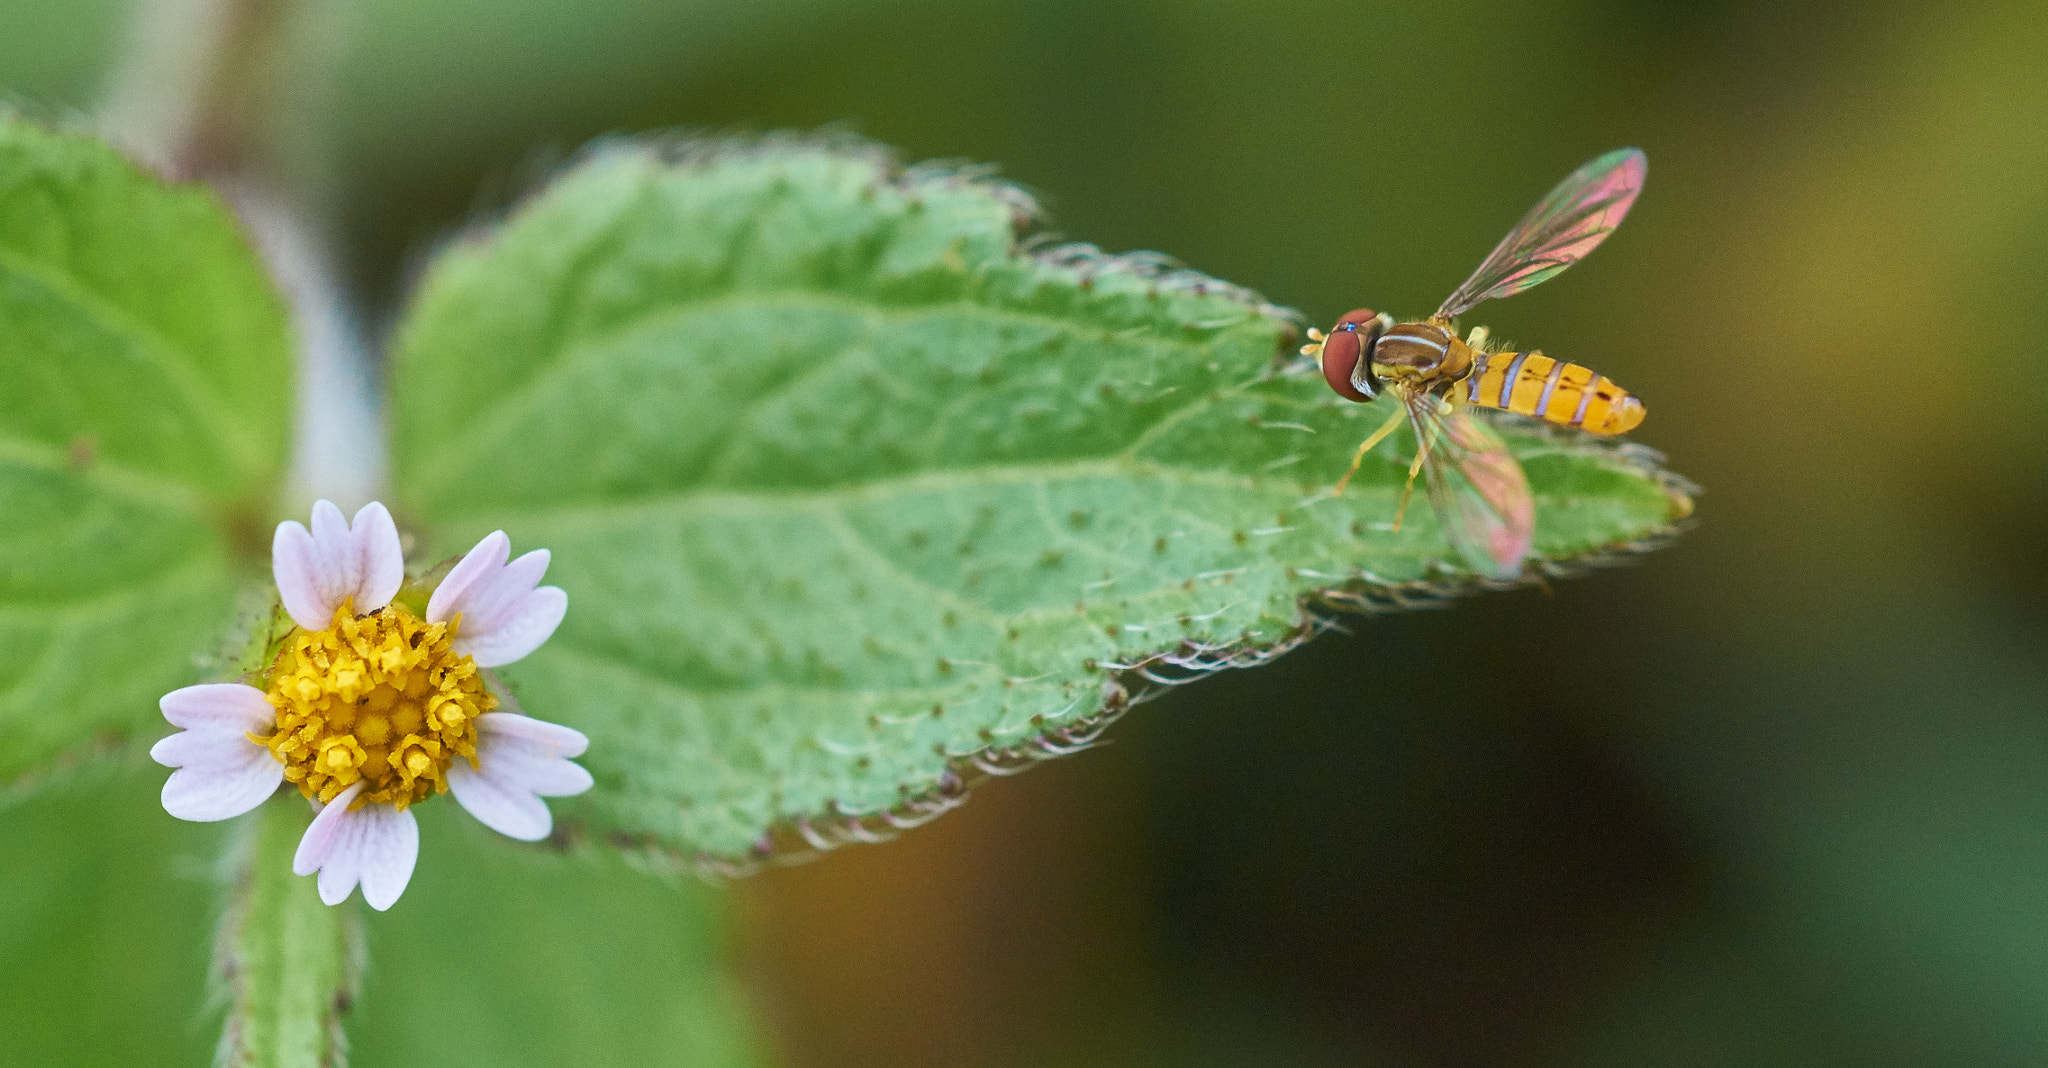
xmin=259 ymin=601 xmax=493 ymax=810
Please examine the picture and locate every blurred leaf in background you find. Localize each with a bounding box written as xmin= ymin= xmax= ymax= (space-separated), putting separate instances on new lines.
xmin=0 ymin=115 xmax=288 ymax=786
xmin=350 ymin=802 xmax=759 ymax=1068
xmin=0 ymin=769 xmax=222 ymax=1066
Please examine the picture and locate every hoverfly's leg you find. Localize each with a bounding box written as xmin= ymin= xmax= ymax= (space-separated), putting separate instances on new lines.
xmin=1333 ymin=404 xmax=1408 ymax=496
xmin=1390 ymin=419 xmax=1438 ymax=531
xmin=1464 ymin=325 xmax=1490 ymax=351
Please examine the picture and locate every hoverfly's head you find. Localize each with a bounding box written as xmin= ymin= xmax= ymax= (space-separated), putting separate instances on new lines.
xmin=1303 ymin=308 xmax=1389 ymax=402
xmin=1369 ymin=321 xmax=1456 ymax=381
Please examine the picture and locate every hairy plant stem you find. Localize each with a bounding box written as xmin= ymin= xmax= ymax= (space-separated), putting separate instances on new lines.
xmin=98 ymin=0 xmax=384 ymax=514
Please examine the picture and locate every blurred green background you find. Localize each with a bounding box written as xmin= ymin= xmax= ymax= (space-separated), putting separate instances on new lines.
xmin=6 ymin=0 xmax=2048 ymax=1064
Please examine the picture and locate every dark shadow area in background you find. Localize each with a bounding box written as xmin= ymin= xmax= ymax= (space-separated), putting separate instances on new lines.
xmin=1143 ymin=580 xmax=1718 ymax=1067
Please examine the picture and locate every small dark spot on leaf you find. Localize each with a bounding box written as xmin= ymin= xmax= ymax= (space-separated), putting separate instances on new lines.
xmin=1104 ymin=625 xmax=1120 ymax=639
xmin=942 ymin=610 xmax=958 ymax=629
xmin=1082 ymin=659 xmax=1099 ymax=672
xmin=866 ymin=714 xmax=881 ymax=730
xmin=1039 ymin=550 xmax=1064 ymax=567
xmin=66 ymin=436 xmax=96 ymax=471
xmin=908 ymin=530 xmax=928 ymax=549
xmin=1068 ymin=509 xmax=1090 ymax=529
xmin=855 ymin=757 xmax=871 ymax=770
xmin=1233 ymin=530 xmax=1248 ymax=545
xmin=979 ymin=728 xmax=995 ymax=741
xmin=1030 ymin=714 xmax=1045 ymax=726
xmin=1351 ymin=521 xmax=1365 ymax=537
xmin=931 ymin=703 xmax=945 ymax=717
xmin=936 ymin=659 xmax=954 ymax=676
xmin=1154 ymin=536 xmax=1169 ymax=553
xmin=1182 ymin=579 xmax=1195 ymax=592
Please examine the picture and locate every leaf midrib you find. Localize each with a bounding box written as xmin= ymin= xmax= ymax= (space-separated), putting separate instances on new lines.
xmin=406 ymin=285 xmax=1262 ymax=500
xmin=0 ymin=431 xmax=215 ymax=517
xmin=426 ymin=453 xmax=1406 ymax=531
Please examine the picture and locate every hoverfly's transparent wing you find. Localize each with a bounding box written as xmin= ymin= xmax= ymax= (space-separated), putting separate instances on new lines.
xmin=1435 ymin=148 xmax=1646 ymax=320
xmin=1404 ymin=392 xmax=1534 ymax=579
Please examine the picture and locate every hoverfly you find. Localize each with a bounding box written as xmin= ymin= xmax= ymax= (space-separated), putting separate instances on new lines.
xmin=1303 ymin=148 xmax=1648 ymax=580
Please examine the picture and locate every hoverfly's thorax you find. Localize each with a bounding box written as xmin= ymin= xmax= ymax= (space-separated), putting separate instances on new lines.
xmin=1371 ymin=321 xmax=1461 ymax=381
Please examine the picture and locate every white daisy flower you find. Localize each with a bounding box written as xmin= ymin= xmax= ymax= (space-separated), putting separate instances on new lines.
xmin=151 ymin=500 xmax=589 ymax=911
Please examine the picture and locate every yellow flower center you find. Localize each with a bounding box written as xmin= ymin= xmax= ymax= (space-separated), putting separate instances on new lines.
xmin=259 ymin=602 xmax=493 ymax=810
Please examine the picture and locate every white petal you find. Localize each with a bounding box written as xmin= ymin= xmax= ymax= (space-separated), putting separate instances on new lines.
xmin=429 ymin=532 xmax=567 ymax=668
xmin=448 ymin=760 xmax=554 ymax=841
xmin=354 ymin=805 xmax=420 ymax=911
xmin=457 ymin=549 xmax=551 ymax=634
xmin=449 ymin=712 xmax=593 ymax=842
xmin=151 ymin=728 xmax=259 ymax=769
xmin=272 ymin=500 xmax=408 ymax=631
xmin=427 ymin=530 xmax=508 ymax=625
xmin=159 ymin=683 xmax=273 ymax=732
xmin=479 ymin=711 xmax=588 ymax=759
xmin=306 ymin=500 xmax=360 ymax=623
xmin=157 ymin=737 xmax=281 ymax=821
xmin=293 ymin=783 xmax=421 ymax=910
xmin=349 ymin=502 xmax=405 ymax=615
xmin=293 ymin=780 xmax=365 ymax=876
xmin=153 ymin=685 xmax=282 ymax=822
xmin=485 ymin=746 xmax=595 ymax=796
xmin=272 ymin=519 xmax=334 ymax=631
xmin=455 ymin=585 xmax=566 ymax=668
xmin=315 ymin=818 xmax=365 ymax=905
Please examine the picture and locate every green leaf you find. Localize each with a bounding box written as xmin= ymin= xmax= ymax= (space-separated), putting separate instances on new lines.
xmin=0 ymin=117 xmax=291 ymax=787
xmin=215 ymin=796 xmax=359 ymax=1068
xmin=391 ymin=136 xmax=1693 ymax=860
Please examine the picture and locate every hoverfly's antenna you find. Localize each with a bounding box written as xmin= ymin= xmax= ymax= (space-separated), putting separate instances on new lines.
xmin=1299 ymin=327 xmax=1326 ymax=357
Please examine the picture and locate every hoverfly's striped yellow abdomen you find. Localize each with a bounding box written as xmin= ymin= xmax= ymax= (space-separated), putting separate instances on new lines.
xmin=1465 ymin=350 xmax=1644 ymax=435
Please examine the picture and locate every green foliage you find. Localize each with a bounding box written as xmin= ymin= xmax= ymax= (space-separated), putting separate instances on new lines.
xmin=0 ymin=767 xmax=222 ymax=1065
xmin=216 ymin=797 xmax=358 ymax=1068
xmin=391 ymin=137 xmax=1691 ymax=860
xmin=0 ymin=116 xmax=291 ymax=786
xmin=348 ymin=803 xmax=759 ymax=1067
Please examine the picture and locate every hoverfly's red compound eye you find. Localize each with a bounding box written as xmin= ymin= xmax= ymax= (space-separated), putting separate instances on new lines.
xmin=1318 ymin=308 xmax=1384 ymax=402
